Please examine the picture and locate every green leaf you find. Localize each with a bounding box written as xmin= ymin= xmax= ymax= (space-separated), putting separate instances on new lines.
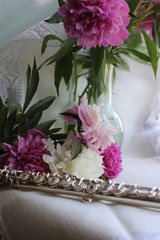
xmin=105 ymin=50 xmax=119 ymax=66
xmin=115 ymin=55 xmax=130 ymax=70
xmin=26 ymin=96 xmax=56 ymax=116
xmin=35 ymin=119 xmax=56 ymax=132
xmin=154 ymin=15 xmax=160 ymax=48
xmin=123 ymin=29 xmax=142 ymax=48
xmin=0 ymin=97 xmax=4 ymax=110
xmin=120 ymin=47 xmax=151 ymax=62
xmin=26 ymin=64 xmax=31 ymax=88
xmin=125 ymin=0 xmax=139 ymax=13
xmin=41 ymin=34 xmax=63 ymax=55
xmin=16 ymin=113 xmax=25 ymax=125
xmin=44 ymin=128 xmax=62 ymax=137
xmin=59 ymin=52 xmax=73 ymax=86
xmin=23 ymin=58 xmax=39 ymax=111
xmin=99 ymin=175 xmax=108 ymax=181
xmin=54 ymin=61 xmax=63 ymax=95
xmin=71 ymin=140 xmax=82 ymax=160
xmin=90 ymin=47 xmax=105 ymax=77
xmin=3 ymin=108 xmax=17 ymax=137
xmin=141 ymin=28 xmax=159 ymax=77
xmin=0 ymin=106 xmax=8 ymax=138
xmin=60 ymin=112 xmax=79 ymax=121
xmin=87 ymin=48 xmax=107 ymax=102
xmin=58 ymin=0 xmax=66 ymax=6
xmin=18 ymin=112 xmax=42 ymax=133
xmin=49 ymin=133 xmax=67 ymax=140
xmin=9 ymin=102 xmax=22 ymax=114
xmin=47 ymin=38 xmax=76 ymax=65
xmin=45 ymin=12 xmax=63 ymax=24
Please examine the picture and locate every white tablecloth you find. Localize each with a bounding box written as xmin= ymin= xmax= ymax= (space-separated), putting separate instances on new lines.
xmin=0 ymin=22 xmax=160 ymax=240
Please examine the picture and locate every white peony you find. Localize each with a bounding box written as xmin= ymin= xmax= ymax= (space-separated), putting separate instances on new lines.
xmin=42 ymin=131 xmax=79 ymax=174
xmin=70 ymin=147 xmax=103 ymax=179
xmin=42 ymin=131 xmax=104 ymax=179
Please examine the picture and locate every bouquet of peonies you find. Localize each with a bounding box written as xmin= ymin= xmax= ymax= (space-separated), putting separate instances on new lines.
xmin=1 ymin=0 xmax=160 ymax=180
xmin=40 ymin=0 xmax=160 ymax=102
xmin=0 ymin=96 xmax=122 ymax=180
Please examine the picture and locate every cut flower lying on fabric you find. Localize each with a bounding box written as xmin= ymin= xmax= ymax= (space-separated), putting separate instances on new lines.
xmin=42 ymin=133 xmax=104 ymax=179
xmin=0 ymin=97 xmax=122 ymax=180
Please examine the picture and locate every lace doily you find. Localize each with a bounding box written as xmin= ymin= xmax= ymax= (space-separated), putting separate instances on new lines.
xmin=0 ymin=21 xmax=65 ymax=106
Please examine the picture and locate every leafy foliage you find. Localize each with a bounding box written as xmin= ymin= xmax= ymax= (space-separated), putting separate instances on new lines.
xmin=0 ymin=59 xmax=61 ymax=154
xmin=39 ymin=1 xmax=160 ymax=105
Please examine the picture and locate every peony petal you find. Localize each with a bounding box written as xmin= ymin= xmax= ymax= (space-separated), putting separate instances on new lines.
xmin=59 ymin=0 xmax=130 ymax=48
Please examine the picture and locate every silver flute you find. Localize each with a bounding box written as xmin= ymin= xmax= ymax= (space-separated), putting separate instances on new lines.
xmin=0 ymin=167 xmax=160 ymax=209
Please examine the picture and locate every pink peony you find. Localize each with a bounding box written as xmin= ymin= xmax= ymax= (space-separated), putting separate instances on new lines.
xmin=62 ymin=96 xmax=116 ymax=153
xmin=102 ymin=143 xmax=122 ymax=179
xmin=78 ymin=121 xmax=116 ymax=154
xmin=59 ymin=0 xmax=130 ymax=48
xmin=136 ymin=1 xmax=159 ymax=39
xmin=76 ymin=96 xmax=102 ymax=130
xmin=138 ymin=14 xmax=154 ymax=39
xmin=0 ymin=129 xmax=50 ymax=173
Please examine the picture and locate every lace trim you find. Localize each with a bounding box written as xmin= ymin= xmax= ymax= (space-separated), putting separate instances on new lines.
xmin=0 ymin=21 xmax=65 ymax=106
xmin=0 ymin=40 xmax=24 ymax=105
xmin=14 ymin=21 xmax=65 ymax=46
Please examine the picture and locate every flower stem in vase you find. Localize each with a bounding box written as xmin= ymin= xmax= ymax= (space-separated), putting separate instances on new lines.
xmin=97 ymin=64 xmax=124 ymax=147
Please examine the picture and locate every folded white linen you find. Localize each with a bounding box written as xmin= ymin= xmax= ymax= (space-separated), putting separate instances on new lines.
xmin=1 ymin=189 xmax=160 ymax=240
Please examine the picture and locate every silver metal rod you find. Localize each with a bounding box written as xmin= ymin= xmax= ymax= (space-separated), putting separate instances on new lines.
xmin=11 ymin=184 xmax=160 ymax=210
xmin=0 ymin=167 xmax=160 ymax=210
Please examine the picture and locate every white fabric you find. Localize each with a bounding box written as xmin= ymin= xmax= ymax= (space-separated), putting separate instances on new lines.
xmin=0 ymin=22 xmax=160 ymax=240
xmin=0 ymin=21 xmax=65 ymax=106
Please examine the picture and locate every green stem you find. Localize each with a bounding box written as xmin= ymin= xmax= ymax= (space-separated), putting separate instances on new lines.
xmin=73 ymin=54 xmax=78 ymax=101
xmin=106 ymin=64 xmax=113 ymax=105
xmin=78 ymin=83 xmax=90 ymax=104
xmin=132 ymin=5 xmax=155 ymax=27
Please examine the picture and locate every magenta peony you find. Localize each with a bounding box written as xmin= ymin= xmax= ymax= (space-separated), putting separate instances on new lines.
xmin=0 ymin=129 xmax=50 ymax=172
xmin=59 ymin=0 xmax=130 ymax=48
xmin=102 ymin=143 xmax=122 ymax=179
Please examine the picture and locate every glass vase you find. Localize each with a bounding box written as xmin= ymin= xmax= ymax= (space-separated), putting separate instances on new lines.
xmin=97 ymin=64 xmax=124 ymax=147
xmin=67 ymin=50 xmax=124 ymax=147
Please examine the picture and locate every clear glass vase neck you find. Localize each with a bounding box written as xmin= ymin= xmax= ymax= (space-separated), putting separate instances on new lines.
xmin=98 ymin=63 xmax=113 ymax=106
